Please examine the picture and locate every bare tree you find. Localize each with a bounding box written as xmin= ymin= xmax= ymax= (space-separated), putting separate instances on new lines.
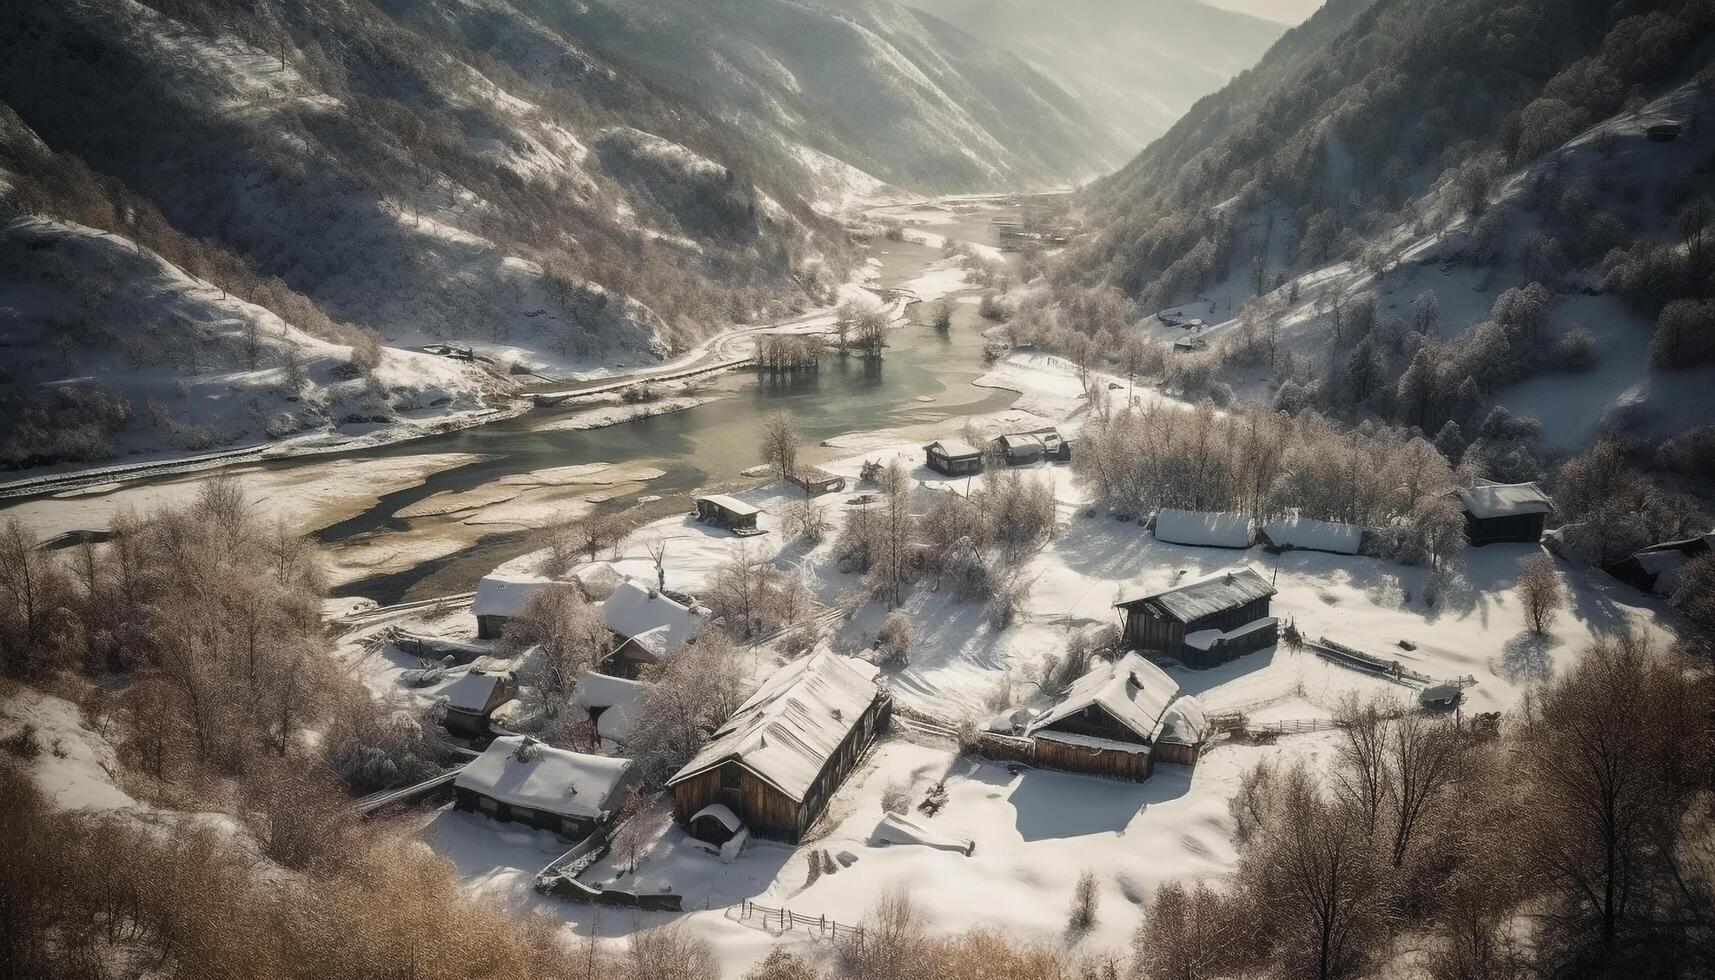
xmin=1129 ymin=880 xmax=1245 ymax=980
xmin=1332 ymin=694 xmax=1393 ymax=837
xmin=760 ymin=410 xmax=799 ymax=480
xmin=644 ymin=538 xmax=668 ymax=592
xmin=1069 ymin=868 xmax=1100 ymax=933
xmin=1385 ymin=712 xmax=1460 ymax=868
xmin=1517 ymin=553 xmax=1563 ymax=635
xmin=873 ymin=459 xmax=914 ymax=607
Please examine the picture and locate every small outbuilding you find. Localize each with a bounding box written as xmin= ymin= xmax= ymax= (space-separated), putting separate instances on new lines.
xmin=577 ymin=670 xmax=648 ymax=747
xmin=924 ymin=439 xmax=983 ymax=476
xmin=990 ymin=427 xmax=1071 ymax=466
xmin=1260 ymin=515 xmax=1363 ymax=556
xmin=667 ymin=652 xmax=890 ymax=844
xmin=1153 ymin=508 xmax=1255 ymax=549
xmin=1025 ymin=652 xmax=1208 ymax=781
xmin=1605 ymin=531 xmax=1713 ymax=595
xmin=601 ymin=579 xmax=709 ymax=676
xmin=787 ymin=467 xmax=846 ymax=496
xmin=695 ymin=494 xmax=761 ymax=534
xmin=453 ymin=735 xmax=633 ymax=840
xmin=438 ymin=669 xmax=518 ymax=737
xmin=473 ymin=573 xmax=556 ymax=639
xmin=1116 ymin=564 xmax=1278 ymax=669
xmin=1453 ymin=482 xmax=1554 ymax=546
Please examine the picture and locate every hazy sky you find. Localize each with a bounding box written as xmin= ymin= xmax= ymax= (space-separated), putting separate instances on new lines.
xmin=1202 ymin=0 xmax=1322 ymax=25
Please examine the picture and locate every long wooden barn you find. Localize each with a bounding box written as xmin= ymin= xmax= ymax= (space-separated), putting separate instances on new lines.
xmin=667 ymin=652 xmax=890 ymax=844
xmin=1025 ymin=652 xmax=1209 ymax=781
xmin=1115 ymin=564 xmax=1277 ymax=669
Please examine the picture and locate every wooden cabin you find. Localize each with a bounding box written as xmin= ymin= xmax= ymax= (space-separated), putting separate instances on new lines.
xmin=1025 ymin=652 xmax=1208 ymax=781
xmin=472 ymin=574 xmax=555 ymax=639
xmin=695 ymin=494 xmax=761 ymax=533
xmin=667 ymin=652 xmax=890 ymax=844
xmin=438 ymin=669 xmax=518 ymax=737
xmin=1605 ymin=531 xmax=1713 ymax=595
xmin=1116 ymin=565 xmax=1277 ymax=669
xmin=924 ymin=439 xmax=983 ymax=477
xmin=1453 ymin=483 xmax=1554 ymax=546
xmin=787 ymin=467 xmax=846 ymax=496
xmin=601 ymin=579 xmax=708 ymax=676
xmin=453 ymin=736 xmax=633 ymax=840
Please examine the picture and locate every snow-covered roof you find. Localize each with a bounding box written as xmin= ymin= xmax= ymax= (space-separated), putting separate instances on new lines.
xmin=601 ymin=580 xmax=706 ymax=655
xmin=1160 ymin=696 xmax=1209 ymax=745
xmin=473 ymin=573 xmax=555 ymax=618
xmin=1029 ymin=652 xmax=1179 ymax=743
xmin=997 ymin=433 xmax=1044 ymax=452
xmin=573 ymin=562 xmax=626 ymax=601
xmin=667 ymin=652 xmax=884 ymax=802
xmin=1154 ymin=508 xmax=1254 ymax=548
xmin=441 ymin=670 xmax=507 ymax=714
xmin=871 ymin=812 xmax=974 ymax=854
xmin=1032 ymin=730 xmax=1152 ymax=754
xmin=454 ymin=736 xmax=631 ymax=819
xmin=697 ymin=494 xmax=759 ymax=518
xmin=925 ymin=439 xmax=980 ymax=458
xmin=578 ymin=671 xmax=647 ymax=742
xmin=691 ymin=803 xmax=742 ymax=832
xmin=1453 ymin=482 xmax=1555 ymax=520
xmin=1116 ymin=564 xmax=1276 ymax=624
xmin=1261 ymin=516 xmax=1362 ymax=555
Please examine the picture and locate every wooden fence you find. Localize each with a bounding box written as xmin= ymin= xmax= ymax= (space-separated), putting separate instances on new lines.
xmin=738 ymin=900 xmax=866 ymax=941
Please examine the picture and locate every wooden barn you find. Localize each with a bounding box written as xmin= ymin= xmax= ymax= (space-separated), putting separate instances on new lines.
xmin=1025 ymin=652 xmax=1209 ymax=781
xmin=667 ymin=652 xmax=890 ymax=844
xmin=438 ymin=669 xmax=518 ymax=737
xmin=453 ymin=735 xmax=633 ymax=840
xmin=1453 ymin=482 xmax=1554 ymax=546
xmin=472 ymin=573 xmax=555 ymax=639
xmin=1116 ymin=564 xmax=1278 ymax=669
xmin=695 ymin=494 xmax=761 ymax=533
xmin=924 ymin=439 xmax=983 ymax=476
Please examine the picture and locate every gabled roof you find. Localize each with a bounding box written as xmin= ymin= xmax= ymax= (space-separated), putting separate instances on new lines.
xmin=601 ymin=580 xmax=706 ymax=655
xmin=997 ymin=433 xmax=1044 ymax=452
xmin=1155 ymin=508 xmax=1254 ymax=548
xmin=1029 ymin=652 xmax=1179 ymax=743
xmin=697 ymin=494 xmax=760 ymax=517
xmin=472 ymin=573 xmax=555 ymax=618
xmin=924 ymin=439 xmax=980 ymax=458
xmin=441 ymin=670 xmax=508 ymax=714
xmin=454 ymin=736 xmax=631 ymax=819
xmin=577 ymin=671 xmax=647 ymax=742
xmin=1116 ymin=564 xmax=1276 ymax=623
xmin=1453 ymin=482 xmax=1555 ymax=520
xmin=667 ymin=652 xmax=884 ymax=802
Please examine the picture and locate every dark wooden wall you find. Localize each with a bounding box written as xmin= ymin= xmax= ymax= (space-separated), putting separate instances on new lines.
xmin=1464 ymin=511 xmax=1546 ymax=546
xmin=454 ymin=787 xmax=600 ymax=840
xmin=1032 ymin=738 xmax=1152 ymax=782
xmin=1036 ymin=705 xmax=1149 ymax=745
xmin=1152 ymin=741 xmax=1201 ymax=767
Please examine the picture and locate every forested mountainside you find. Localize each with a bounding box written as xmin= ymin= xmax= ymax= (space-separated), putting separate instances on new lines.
xmin=896 ymin=0 xmax=1286 ymax=151
xmin=528 ymin=0 xmax=1128 ymax=191
xmin=1047 ymin=0 xmax=1715 ymax=455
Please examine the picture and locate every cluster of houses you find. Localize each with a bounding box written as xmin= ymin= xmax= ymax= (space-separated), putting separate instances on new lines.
xmin=923 ymin=426 xmax=1072 ymax=477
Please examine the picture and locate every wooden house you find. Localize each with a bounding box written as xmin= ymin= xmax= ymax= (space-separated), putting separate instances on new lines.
xmin=1605 ymin=531 xmax=1713 ymax=595
xmin=667 ymin=652 xmax=890 ymax=844
xmin=472 ymin=573 xmax=555 ymax=639
xmin=924 ymin=439 xmax=983 ymax=476
xmin=1025 ymin=652 xmax=1208 ymax=781
xmin=695 ymin=494 xmax=761 ymax=533
xmin=453 ymin=735 xmax=633 ymax=840
xmin=1453 ymin=483 xmax=1554 ymax=546
xmin=991 ymin=428 xmax=1071 ymax=466
xmin=438 ymin=669 xmax=518 ymax=737
xmin=1115 ymin=564 xmax=1278 ymax=669
xmin=601 ymin=579 xmax=708 ymax=676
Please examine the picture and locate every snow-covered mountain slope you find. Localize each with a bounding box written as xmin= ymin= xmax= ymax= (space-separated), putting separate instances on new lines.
xmin=895 ymin=0 xmax=1286 ymax=152
xmin=497 ymin=0 xmax=1128 ymax=191
xmin=0 ymin=211 xmax=497 ymax=471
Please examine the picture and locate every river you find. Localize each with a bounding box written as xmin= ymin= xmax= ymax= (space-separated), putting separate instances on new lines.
xmin=18 ymin=198 xmax=1036 ymax=604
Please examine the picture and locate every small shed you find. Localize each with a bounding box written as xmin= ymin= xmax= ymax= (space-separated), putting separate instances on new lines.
xmin=438 ymin=669 xmax=518 ymax=737
xmin=577 ymin=670 xmax=648 ymax=747
xmin=601 ymin=580 xmax=708 ymax=675
xmin=472 ymin=574 xmax=555 ymax=639
xmin=924 ymin=439 xmax=983 ymax=476
xmin=992 ymin=433 xmax=1046 ymax=466
xmin=1605 ymin=531 xmax=1713 ymax=595
xmin=787 ymin=467 xmax=846 ymax=496
xmin=695 ymin=494 xmax=761 ymax=533
xmin=1115 ymin=564 xmax=1278 ymax=669
xmin=1154 ymin=508 xmax=1255 ymax=549
xmin=667 ymin=652 xmax=890 ymax=843
xmin=1025 ymin=652 xmax=1207 ymax=781
xmin=1453 ymin=483 xmax=1554 ymax=546
xmin=453 ymin=735 xmax=633 ymax=840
